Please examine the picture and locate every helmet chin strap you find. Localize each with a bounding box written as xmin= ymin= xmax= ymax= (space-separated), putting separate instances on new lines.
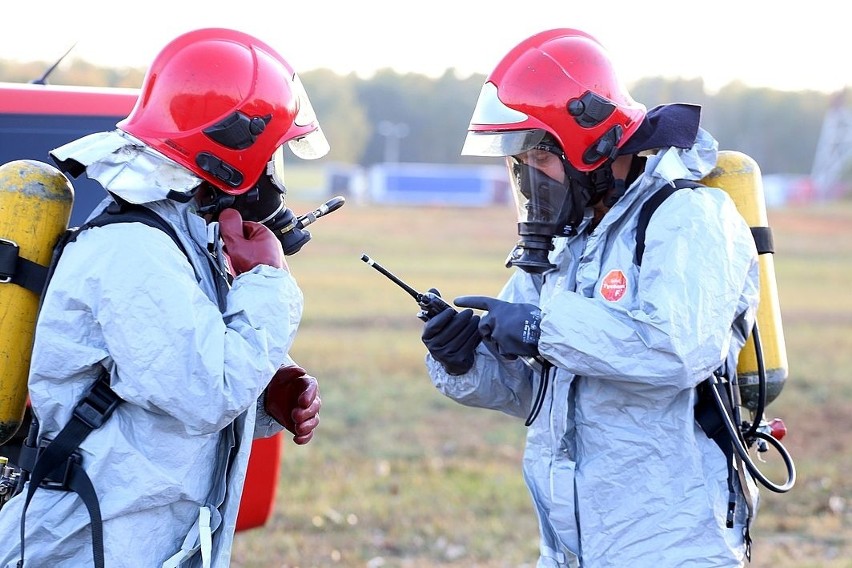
xmin=561 ymin=153 xmax=647 ymax=215
xmin=605 ymin=179 xmax=627 ymax=207
xmin=603 ymin=154 xmax=647 ymax=207
xmin=558 ymin=158 xmax=615 ymax=228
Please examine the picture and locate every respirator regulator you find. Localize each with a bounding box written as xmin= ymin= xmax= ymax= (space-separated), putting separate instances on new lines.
xmin=505 ymin=143 xmax=613 ymax=274
xmin=198 ymin=150 xmax=344 ymax=255
xmin=230 ymin=173 xmax=312 ymax=255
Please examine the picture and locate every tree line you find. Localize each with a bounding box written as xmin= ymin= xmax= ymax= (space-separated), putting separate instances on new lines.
xmin=0 ymin=57 xmax=842 ymax=177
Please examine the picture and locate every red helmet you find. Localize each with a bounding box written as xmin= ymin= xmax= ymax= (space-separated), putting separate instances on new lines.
xmin=118 ymin=28 xmax=329 ymax=195
xmin=462 ymin=29 xmax=646 ymax=171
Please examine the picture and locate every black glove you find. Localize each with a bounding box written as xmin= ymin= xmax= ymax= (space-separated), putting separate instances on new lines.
xmin=454 ymin=296 xmax=541 ymax=359
xmin=421 ymin=297 xmax=482 ymax=376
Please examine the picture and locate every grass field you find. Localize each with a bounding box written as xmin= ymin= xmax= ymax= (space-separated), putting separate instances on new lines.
xmin=230 ymin=195 xmax=852 ymax=568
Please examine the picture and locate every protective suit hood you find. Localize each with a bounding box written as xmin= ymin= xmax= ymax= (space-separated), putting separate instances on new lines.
xmin=50 ymin=129 xmax=202 ymax=205
xmin=618 ymin=103 xmax=702 ymax=155
xmin=634 ymin=121 xmax=719 ymax=194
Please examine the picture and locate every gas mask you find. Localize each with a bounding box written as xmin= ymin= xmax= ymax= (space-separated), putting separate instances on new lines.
xmin=505 ymin=158 xmax=573 ymax=273
xmin=198 ymin=147 xmax=312 ymax=255
xmin=504 ymin=142 xmax=620 ymax=273
xmin=230 ymin=173 xmax=312 ymax=256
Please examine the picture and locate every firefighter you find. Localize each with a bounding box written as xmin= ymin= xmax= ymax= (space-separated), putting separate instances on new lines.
xmin=0 ymin=28 xmax=324 ymax=567
xmin=420 ymin=29 xmax=760 ymax=567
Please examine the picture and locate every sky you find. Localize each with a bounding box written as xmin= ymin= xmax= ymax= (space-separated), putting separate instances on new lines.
xmin=3 ymin=0 xmax=849 ymax=95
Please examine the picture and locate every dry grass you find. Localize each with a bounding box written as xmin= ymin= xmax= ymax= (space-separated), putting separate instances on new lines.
xmin=230 ymin=195 xmax=852 ymax=567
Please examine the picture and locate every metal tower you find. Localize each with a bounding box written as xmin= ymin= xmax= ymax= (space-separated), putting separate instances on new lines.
xmin=811 ymin=88 xmax=852 ymax=199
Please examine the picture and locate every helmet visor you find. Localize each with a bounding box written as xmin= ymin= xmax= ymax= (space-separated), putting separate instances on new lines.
xmin=271 ymin=136 xmax=329 ymax=192
xmin=461 ymin=129 xmax=547 ymax=157
xmin=288 ymin=73 xmax=330 ymax=160
xmin=288 ymin=126 xmax=330 ymax=160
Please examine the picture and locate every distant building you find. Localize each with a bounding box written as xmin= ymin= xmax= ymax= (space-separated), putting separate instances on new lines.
xmin=326 ymin=162 xmax=511 ymax=207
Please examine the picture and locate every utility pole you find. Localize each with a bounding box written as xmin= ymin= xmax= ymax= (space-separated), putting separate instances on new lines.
xmin=378 ymin=121 xmax=409 ymax=163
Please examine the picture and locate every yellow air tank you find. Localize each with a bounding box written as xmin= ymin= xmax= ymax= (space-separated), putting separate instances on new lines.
xmin=701 ymin=150 xmax=788 ymax=409
xmin=0 ymin=160 xmax=73 ymax=445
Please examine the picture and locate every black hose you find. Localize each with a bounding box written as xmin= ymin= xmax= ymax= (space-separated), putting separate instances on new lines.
xmin=741 ymin=322 xmax=767 ymax=440
xmin=525 ymin=361 xmax=552 ymax=427
xmin=709 ymin=375 xmax=796 ymax=493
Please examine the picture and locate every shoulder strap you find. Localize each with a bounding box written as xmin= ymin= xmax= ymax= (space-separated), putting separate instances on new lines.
xmin=634 ymin=179 xmax=702 ymax=266
xmin=0 ymin=203 xmax=193 ymax=298
xmin=34 ymin=202 xmax=194 ymax=306
xmin=82 ymin=202 xmax=191 ymax=259
xmin=86 ymin=202 xmax=230 ymax=294
xmin=0 ymin=240 xmax=49 ymax=295
xmin=634 ymin=181 xmax=757 ymax=537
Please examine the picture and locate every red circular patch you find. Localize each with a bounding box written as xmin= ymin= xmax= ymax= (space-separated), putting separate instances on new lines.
xmin=600 ymin=269 xmax=628 ymax=302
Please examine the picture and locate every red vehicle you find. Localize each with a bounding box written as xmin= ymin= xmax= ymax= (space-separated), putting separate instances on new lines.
xmin=0 ymin=80 xmax=283 ymax=531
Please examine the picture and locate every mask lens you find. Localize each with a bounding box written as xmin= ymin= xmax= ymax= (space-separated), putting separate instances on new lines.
xmin=507 ymin=156 xmax=571 ymax=226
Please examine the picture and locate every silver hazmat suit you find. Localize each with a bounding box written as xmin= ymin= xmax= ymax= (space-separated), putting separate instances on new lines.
xmin=0 ymin=133 xmax=300 ymax=567
xmin=427 ymin=128 xmax=761 ymax=567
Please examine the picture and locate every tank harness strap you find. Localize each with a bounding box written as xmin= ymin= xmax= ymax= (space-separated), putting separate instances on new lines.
xmin=635 ymin=180 xmax=776 ymax=263
xmin=0 ymin=199 xmax=194 ymax=297
xmin=694 ymin=376 xmax=738 ymax=527
xmin=750 ymin=226 xmax=774 ymax=255
xmin=634 ymin=179 xmax=743 ymax=530
xmin=0 ymin=239 xmax=49 ymax=295
xmin=97 ymin=199 xmax=227 ymax=296
xmin=95 ymin=199 xmax=191 ymax=259
xmin=18 ymin=369 xmax=119 ymax=568
xmin=734 ymin=452 xmax=755 ymax=561
xmin=633 ymin=179 xmax=699 ymax=266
